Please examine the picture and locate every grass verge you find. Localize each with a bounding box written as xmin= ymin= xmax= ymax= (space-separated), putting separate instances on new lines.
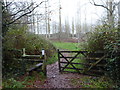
xmin=71 ymin=76 xmax=116 ymax=88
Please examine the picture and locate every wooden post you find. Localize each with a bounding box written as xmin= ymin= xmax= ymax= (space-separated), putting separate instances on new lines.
xmin=58 ymin=49 xmax=61 ymax=72
xmin=42 ymin=49 xmax=47 ymax=76
xmin=23 ymin=48 xmax=26 ymax=56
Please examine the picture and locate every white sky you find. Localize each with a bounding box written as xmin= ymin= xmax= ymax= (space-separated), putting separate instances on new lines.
xmin=7 ymin=0 xmax=120 ymax=24
xmin=60 ymin=0 xmax=105 ymax=24
xmin=10 ymin=0 xmax=106 ymax=24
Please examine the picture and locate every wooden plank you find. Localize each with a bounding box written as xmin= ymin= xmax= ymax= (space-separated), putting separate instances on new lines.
xmin=59 ymin=56 xmax=80 ymax=59
xmin=23 ymin=54 xmax=40 ymax=57
xmin=86 ymin=58 xmax=101 ymax=60
xmin=59 ymin=51 xmax=88 ymax=53
xmin=21 ymin=59 xmax=43 ymax=61
xmin=22 ymin=59 xmax=43 ymax=62
xmin=36 ymin=63 xmax=43 ymax=67
xmin=27 ymin=63 xmax=43 ymax=72
xmin=60 ymin=62 xmax=87 ymax=65
xmin=61 ymin=67 xmax=83 ymax=70
xmin=22 ymin=57 xmax=40 ymax=59
xmin=60 ymin=62 xmax=106 ymax=67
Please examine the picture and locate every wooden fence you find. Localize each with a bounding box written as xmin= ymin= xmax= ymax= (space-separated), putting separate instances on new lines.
xmin=21 ymin=48 xmax=47 ymax=76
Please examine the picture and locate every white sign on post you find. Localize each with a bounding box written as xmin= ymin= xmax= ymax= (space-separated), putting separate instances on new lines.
xmin=42 ymin=49 xmax=45 ymax=56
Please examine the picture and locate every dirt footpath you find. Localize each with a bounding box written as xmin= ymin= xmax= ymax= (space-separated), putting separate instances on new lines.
xmin=42 ymin=61 xmax=85 ymax=88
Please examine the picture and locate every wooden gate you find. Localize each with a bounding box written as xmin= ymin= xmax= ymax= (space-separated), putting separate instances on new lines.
xmin=58 ymin=49 xmax=106 ymax=76
xmin=58 ymin=49 xmax=88 ymax=73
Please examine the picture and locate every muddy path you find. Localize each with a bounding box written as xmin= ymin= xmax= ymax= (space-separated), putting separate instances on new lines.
xmin=40 ymin=61 xmax=87 ymax=88
xmin=33 ymin=52 xmax=90 ymax=88
xmin=44 ymin=61 xmax=76 ymax=88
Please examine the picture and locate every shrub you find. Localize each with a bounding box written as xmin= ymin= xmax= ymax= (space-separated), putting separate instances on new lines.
xmin=104 ymin=35 xmax=120 ymax=86
xmin=81 ymin=24 xmax=120 ymax=86
xmin=82 ymin=25 xmax=117 ymax=52
xmin=2 ymin=25 xmax=56 ymax=79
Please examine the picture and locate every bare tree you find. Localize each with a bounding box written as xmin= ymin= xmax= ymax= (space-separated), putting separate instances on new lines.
xmin=64 ymin=17 xmax=70 ymax=38
xmin=2 ymin=0 xmax=48 ymax=36
xmin=31 ymin=0 xmax=35 ymax=34
xmin=90 ymin=0 xmax=120 ymax=28
xmin=58 ymin=0 xmax=62 ymax=40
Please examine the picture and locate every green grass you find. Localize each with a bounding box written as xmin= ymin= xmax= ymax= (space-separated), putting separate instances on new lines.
xmin=47 ymin=53 xmax=58 ymax=65
xmin=52 ymin=41 xmax=80 ymax=50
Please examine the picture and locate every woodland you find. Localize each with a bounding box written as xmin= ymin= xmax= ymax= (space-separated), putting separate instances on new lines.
xmin=1 ymin=0 xmax=120 ymax=88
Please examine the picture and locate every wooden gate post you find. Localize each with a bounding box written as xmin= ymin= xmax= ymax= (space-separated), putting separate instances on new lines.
xmin=58 ymin=49 xmax=61 ymax=72
xmin=42 ymin=49 xmax=47 ymax=76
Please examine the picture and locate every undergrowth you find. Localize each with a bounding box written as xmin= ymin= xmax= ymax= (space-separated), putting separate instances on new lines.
xmin=71 ymin=76 xmax=116 ymax=88
xmin=2 ymin=72 xmax=46 ymax=88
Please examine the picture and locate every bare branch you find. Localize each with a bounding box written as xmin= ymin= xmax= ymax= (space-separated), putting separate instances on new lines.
xmin=4 ymin=0 xmax=47 ymax=26
xmin=113 ymin=2 xmax=120 ymax=12
xmin=10 ymin=3 xmax=34 ymax=17
xmin=90 ymin=0 xmax=120 ymax=15
xmin=90 ymin=0 xmax=112 ymax=14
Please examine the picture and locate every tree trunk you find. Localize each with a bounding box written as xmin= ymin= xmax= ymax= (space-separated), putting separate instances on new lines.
xmin=72 ymin=18 xmax=75 ymax=38
xmin=118 ymin=1 xmax=120 ymax=29
xmin=37 ymin=14 xmax=39 ymax=34
xmin=107 ymin=1 xmax=114 ymax=28
xmin=45 ymin=1 xmax=48 ymax=38
xmin=59 ymin=0 xmax=62 ymax=41
xmin=47 ymin=1 xmax=50 ymax=38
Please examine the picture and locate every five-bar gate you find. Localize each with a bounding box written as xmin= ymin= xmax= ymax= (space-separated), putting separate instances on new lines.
xmin=58 ymin=49 xmax=88 ymax=73
xmin=58 ymin=49 xmax=106 ymax=76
